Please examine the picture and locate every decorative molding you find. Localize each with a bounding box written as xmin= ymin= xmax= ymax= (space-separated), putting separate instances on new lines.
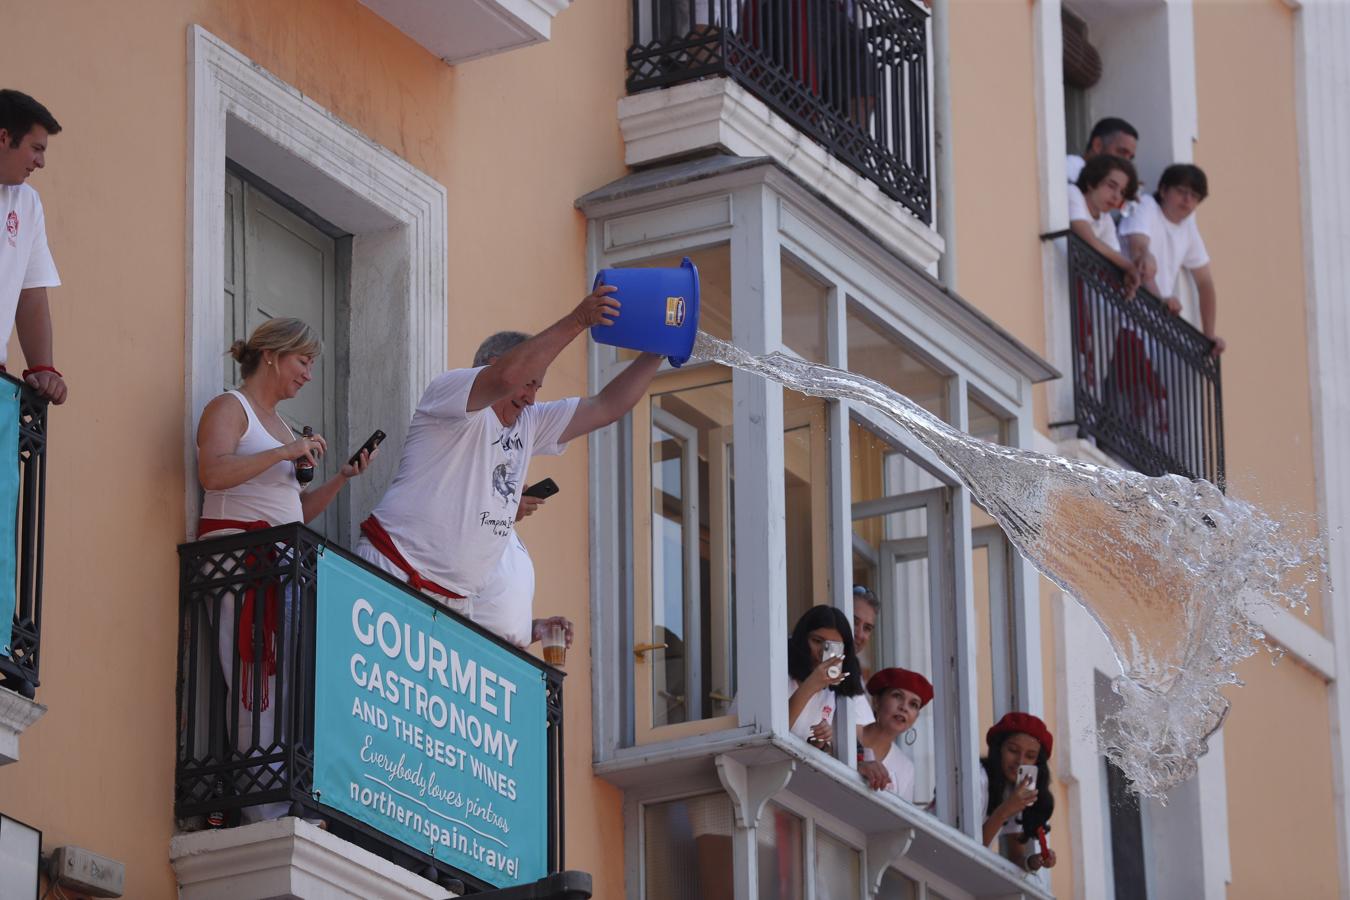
xmin=0 ymin=687 xmax=46 ymax=765
xmin=866 ymin=829 xmax=916 ymax=895
xmin=185 ymin=25 xmax=447 ymax=537
xmin=714 ymin=755 xmax=795 ymax=829
xmin=358 ymin=0 xmax=570 ymax=66
xmin=170 ymin=818 xmax=452 ymax=899
xmin=617 ymin=78 xmax=944 ymax=272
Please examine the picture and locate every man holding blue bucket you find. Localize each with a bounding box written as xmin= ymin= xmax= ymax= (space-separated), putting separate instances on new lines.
xmin=356 ymin=281 xmax=670 ymax=655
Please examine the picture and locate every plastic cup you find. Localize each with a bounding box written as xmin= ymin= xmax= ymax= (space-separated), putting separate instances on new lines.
xmin=542 ymin=622 xmax=567 ymax=667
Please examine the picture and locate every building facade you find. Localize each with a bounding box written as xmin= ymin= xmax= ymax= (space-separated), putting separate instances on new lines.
xmin=0 ymin=0 xmax=1345 ymax=898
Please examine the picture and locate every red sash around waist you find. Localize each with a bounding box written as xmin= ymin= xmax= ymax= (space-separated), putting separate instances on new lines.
xmin=360 ymin=514 xmax=465 ymax=601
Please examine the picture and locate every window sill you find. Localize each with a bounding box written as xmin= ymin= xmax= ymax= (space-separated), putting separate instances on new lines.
xmin=596 ymin=730 xmax=1053 ymax=899
xmin=0 ymin=686 xmax=46 ymax=766
xmin=170 ymin=818 xmax=453 ymax=900
xmin=617 ymin=78 xmax=945 ymax=273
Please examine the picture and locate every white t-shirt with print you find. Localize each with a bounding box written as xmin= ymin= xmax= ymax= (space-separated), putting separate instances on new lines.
xmin=370 ymin=366 xmax=578 ymax=598
xmin=787 ymin=677 xmax=875 ymax=741
xmin=1118 ymin=193 xmax=1211 ymax=326
xmin=0 ymin=184 xmax=60 ymax=366
xmin=880 ymin=742 xmax=916 ymax=803
xmin=1067 ymin=184 xmax=1121 ymax=254
xmin=466 ymin=532 xmax=535 ymax=649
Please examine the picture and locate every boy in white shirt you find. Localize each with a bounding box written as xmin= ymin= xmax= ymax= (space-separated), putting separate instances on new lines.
xmin=0 ymin=90 xmax=68 ymax=404
xmin=1068 ymin=154 xmax=1141 ymax=293
xmin=1119 ymin=163 xmax=1225 ymax=355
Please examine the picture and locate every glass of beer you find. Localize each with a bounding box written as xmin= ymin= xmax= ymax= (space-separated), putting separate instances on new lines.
xmin=542 ymin=621 xmax=567 ymax=667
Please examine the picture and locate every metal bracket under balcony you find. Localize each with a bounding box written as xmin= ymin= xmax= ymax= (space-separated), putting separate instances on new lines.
xmin=627 ymin=0 xmax=932 ymax=223
xmin=1047 ymin=230 xmax=1225 ymax=489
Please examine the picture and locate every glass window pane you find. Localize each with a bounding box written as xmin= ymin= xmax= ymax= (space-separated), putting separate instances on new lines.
xmin=644 ymin=793 xmax=735 ymax=900
xmin=968 ymin=391 xmax=1008 ymax=444
xmin=650 ymin=375 xmax=737 ymax=726
xmin=814 ymin=830 xmax=861 ymax=900
xmin=781 ymin=252 xmax=828 ymax=365
xmin=877 ymin=869 xmax=920 ymax=900
xmin=784 ymin=397 xmax=828 ymax=627
xmin=756 ymin=803 xmax=804 ymax=900
xmin=846 ymin=300 xmax=949 ymax=421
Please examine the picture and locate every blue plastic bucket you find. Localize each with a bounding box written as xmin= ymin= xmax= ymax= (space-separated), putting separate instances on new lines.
xmin=590 ymin=257 xmax=700 ymax=367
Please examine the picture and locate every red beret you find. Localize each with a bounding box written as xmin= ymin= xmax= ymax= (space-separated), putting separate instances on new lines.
xmin=866 ymin=667 xmax=934 ymax=708
xmin=986 ymin=712 xmax=1053 ymax=759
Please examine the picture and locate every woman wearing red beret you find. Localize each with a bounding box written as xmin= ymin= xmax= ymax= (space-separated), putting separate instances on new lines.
xmin=856 ymin=667 xmax=933 ymax=803
xmin=980 ymin=712 xmax=1058 ymax=871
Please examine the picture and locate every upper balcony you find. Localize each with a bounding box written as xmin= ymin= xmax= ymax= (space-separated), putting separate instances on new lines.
xmin=1048 ymin=230 xmax=1225 ymax=489
xmin=358 ymin=0 xmax=572 ymax=64
xmin=172 ymin=525 xmax=579 ymax=898
xmin=621 ymin=0 xmax=941 ymax=269
xmin=0 ymin=376 xmax=49 ymax=765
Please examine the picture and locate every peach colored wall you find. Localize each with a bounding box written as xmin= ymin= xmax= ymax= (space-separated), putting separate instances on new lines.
xmin=0 ymin=1 xmax=628 ymax=897
xmin=1193 ymin=1 xmax=1339 ymax=895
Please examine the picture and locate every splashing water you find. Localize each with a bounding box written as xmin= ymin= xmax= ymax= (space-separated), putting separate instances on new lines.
xmin=691 ymin=331 xmax=1322 ymax=797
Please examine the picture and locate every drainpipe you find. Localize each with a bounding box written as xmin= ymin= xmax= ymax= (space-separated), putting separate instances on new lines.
xmin=932 ymin=0 xmax=958 ymax=291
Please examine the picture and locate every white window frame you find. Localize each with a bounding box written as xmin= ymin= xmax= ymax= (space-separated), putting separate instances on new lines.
xmin=582 ymin=158 xmax=1056 ymax=899
xmin=185 ymin=25 xmax=447 ymax=542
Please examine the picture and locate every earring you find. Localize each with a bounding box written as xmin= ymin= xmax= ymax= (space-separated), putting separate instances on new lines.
xmin=905 ymin=726 xmax=918 ymax=746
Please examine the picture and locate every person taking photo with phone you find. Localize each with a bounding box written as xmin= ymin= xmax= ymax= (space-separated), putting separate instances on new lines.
xmin=786 ymin=605 xmax=873 ymax=755
xmin=356 ymin=287 xmax=664 ymax=655
xmin=980 ymin=712 xmax=1058 ymax=872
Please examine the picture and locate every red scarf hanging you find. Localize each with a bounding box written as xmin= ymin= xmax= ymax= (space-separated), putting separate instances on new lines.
xmin=199 ymin=517 xmax=280 ymax=711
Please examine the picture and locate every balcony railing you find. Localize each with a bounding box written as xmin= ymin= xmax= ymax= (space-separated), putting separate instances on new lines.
xmin=627 ymin=0 xmax=932 ymax=222
xmin=1051 ymin=230 xmax=1225 ymax=489
xmin=175 ymin=525 xmax=565 ymax=894
xmin=0 ymin=377 xmax=48 ymax=699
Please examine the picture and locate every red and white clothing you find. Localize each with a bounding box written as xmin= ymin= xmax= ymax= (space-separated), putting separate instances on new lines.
xmin=359 ymin=366 xmax=577 ymax=602
xmin=199 ymin=391 xmax=302 ymax=530
xmin=0 ymin=183 xmax=60 ymax=367
xmin=878 ymin=743 xmax=916 ymax=803
xmin=788 ymin=677 xmax=875 ymax=741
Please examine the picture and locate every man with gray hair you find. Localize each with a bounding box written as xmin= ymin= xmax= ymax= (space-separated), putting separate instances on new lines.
xmin=357 ymin=285 xmax=663 ymax=649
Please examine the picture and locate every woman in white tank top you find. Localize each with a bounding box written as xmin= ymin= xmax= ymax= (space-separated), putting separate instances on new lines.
xmin=194 ymin=318 xmax=378 ymax=825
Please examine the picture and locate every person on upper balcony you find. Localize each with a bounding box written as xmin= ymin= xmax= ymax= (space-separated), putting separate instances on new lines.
xmin=786 ymin=604 xmax=874 ymax=755
xmin=0 ymin=89 xmax=69 ymax=405
xmin=1066 ymin=116 xmax=1139 ymax=184
xmin=1118 ymin=163 xmax=1225 ymax=355
xmin=355 ymin=287 xmax=663 ymax=651
xmin=1069 ymin=154 xmax=1141 ymax=295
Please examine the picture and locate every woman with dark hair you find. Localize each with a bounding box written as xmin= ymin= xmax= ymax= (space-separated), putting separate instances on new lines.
xmin=980 ymin=712 xmax=1058 ymax=872
xmin=857 ymin=667 xmax=932 ymax=802
xmin=786 ymin=605 xmax=873 ymax=752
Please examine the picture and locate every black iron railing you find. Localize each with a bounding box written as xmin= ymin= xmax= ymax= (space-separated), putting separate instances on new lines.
xmin=0 ymin=377 xmax=48 ymax=698
xmin=1051 ymin=230 xmax=1225 ymax=489
xmin=627 ymin=0 xmax=932 ymax=222
xmin=175 ymin=525 xmax=565 ymax=894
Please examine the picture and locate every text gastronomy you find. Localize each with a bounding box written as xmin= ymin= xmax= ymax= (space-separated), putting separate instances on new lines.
xmin=313 ymin=552 xmax=548 ymax=888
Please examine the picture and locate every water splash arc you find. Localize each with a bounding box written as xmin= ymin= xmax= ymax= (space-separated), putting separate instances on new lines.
xmin=691 ymin=331 xmax=1317 ymax=797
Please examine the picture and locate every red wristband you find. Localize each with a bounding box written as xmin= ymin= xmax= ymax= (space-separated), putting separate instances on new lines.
xmin=22 ymin=365 xmax=62 ymax=379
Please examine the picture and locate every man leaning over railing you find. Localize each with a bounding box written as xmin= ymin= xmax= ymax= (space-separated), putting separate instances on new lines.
xmin=0 ymin=90 xmax=69 ymax=405
xmin=357 ymin=287 xmax=664 ymax=655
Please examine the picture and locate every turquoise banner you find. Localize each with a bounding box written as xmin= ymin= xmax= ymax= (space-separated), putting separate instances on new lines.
xmin=0 ymin=383 xmax=20 ymax=658
xmin=313 ymin=551 xmax=549 ymax=888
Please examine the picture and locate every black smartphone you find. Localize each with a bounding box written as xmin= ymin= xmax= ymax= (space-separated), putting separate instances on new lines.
xmin=347 ymin=429 xmax=386 ymax=468
xmin=522 ymin=477 xmax=560 ymax=500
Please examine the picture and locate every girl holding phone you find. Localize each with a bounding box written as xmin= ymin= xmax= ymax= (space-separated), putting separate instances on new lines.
xmin=980 ymin=712 xmax=1058 ymax=871
xmin=786 ymin=605 xmax=873 ymax=754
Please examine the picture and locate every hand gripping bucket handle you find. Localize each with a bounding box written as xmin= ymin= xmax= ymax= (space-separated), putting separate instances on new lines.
xmin=589 ymin=257 xmax=700 ymax=367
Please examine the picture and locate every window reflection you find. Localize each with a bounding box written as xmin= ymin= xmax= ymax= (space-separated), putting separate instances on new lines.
xmin=781 ymin=252 xmax=829 ymax=364
xmin=846 ymin=300 xmax=949 ymax=421
xmin=756 ymin=803 xmax=804 ymax=900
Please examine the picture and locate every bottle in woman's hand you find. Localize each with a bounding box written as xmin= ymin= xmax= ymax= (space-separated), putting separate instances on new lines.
xmin=296 ymin=425 xmax=316 ymax=484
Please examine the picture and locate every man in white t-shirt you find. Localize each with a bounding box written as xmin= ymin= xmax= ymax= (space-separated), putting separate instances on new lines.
xmin=1119 ymin=163 xmax=1224 ymax=354
xmin=0 ymin=90 xmax=68 ymax=404
xmin=357 ymin=293 xmax=663 ymax=650
xmin=1065 ymin=116 xmax=1138 ymax=185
